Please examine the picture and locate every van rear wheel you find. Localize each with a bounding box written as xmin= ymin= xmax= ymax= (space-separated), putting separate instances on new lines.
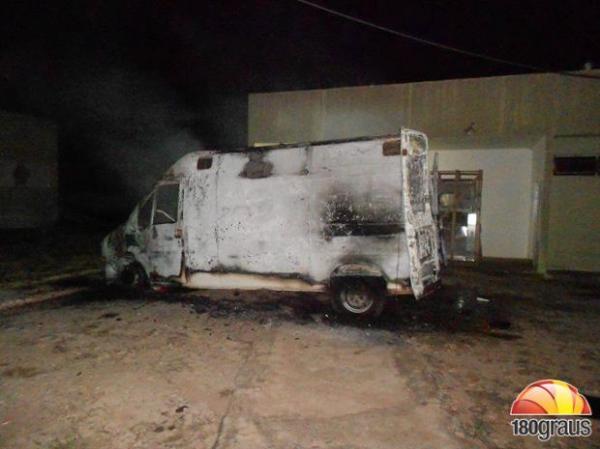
xmin=331 ymin=278 xmax=385 ymax=318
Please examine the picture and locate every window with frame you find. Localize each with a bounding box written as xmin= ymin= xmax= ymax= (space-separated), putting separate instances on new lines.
xmin=553 ymin=156 xmax=598 ymax=176
xmin=153 ymin=183 xmax=180 ymax=225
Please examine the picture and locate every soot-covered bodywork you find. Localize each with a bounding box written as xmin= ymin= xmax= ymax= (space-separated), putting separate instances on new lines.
xmin=102 ymin=129 xmax=440 ymax=300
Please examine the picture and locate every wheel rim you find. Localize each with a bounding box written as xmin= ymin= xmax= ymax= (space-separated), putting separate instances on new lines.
xmin=122 ymin=266 xmax=142 ymax=287
xmin=340 ymin=286 xmax=373 ymax=314
xmin=131 ymin=271 xmax=141 ymax=286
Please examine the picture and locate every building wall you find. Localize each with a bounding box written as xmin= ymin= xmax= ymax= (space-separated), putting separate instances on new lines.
xmin=0 ymin=110 xmax=58 ymax=228
xmin=249 ymin=73 xmax=564 ymax=144
xmin=249 ymin=73 xmax=600 ymax=144
xmin=547 ymin=136 xmax=600 ymax=272
xmin=248 ymin=71 xmax=600 ymax=272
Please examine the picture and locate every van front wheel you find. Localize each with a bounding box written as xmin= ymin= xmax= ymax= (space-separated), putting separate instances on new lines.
xmin=120 ymin=263 xmax=148 ymax=289
xmin=331 ymin=278 xmax=385 ymax=318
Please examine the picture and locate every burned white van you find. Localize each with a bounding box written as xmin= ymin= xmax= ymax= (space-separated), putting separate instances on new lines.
xmin=102 ymin=128 xmax=440 ymax=317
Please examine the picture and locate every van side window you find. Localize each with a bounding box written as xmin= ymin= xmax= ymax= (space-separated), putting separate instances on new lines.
xmin=197 ymin=157 xmax=213 ymax=170
xmin=138 ymin=195 xmax=153 ymax=229
xmin=153 ymin=183 xmax=179 ymax=225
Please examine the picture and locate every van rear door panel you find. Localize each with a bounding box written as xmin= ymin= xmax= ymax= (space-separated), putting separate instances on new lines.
xmin=401 ymin=130 xmax=440 ymax=298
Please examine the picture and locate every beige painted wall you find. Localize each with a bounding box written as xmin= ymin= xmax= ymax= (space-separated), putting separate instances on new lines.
xmin=431 ymin=148 xmax=534 ymax=260
xmin=547 ymin=136 xmax=600 ymax=272
xmin=249 ymin=72 xmax=600 ymax=145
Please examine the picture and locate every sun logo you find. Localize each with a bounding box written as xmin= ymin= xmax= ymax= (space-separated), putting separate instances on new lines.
xmin=511 ymin=379 xmax=592 ymax=415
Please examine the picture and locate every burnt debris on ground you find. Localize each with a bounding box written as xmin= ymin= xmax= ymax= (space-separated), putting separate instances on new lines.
xmin=2 ymin=272 xmax=520 ymax=340
xmin=4 ymin=258 xmax=598 ymax=342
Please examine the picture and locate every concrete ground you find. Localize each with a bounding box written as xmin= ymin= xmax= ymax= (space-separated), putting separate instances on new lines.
xmin=1 ymin=258 xmax=599 ymax=449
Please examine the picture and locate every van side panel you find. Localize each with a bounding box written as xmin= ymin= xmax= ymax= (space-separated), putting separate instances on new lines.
xmin=183 ymin=165 xmax=219 ymax=271
xmin=182 ymin=139 xmax=411 ymax=288
xmin=213 ymin=149 xmax=311 ymax=276
xmin=308 ymin=140 xmax=409 ymax=283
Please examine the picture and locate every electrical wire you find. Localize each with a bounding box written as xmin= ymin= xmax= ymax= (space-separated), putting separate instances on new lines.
xmin=295 ymin=0 xmax=600 ymax=81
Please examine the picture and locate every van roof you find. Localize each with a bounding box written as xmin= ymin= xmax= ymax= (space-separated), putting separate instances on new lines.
xmin=219 ymin=133 xmax=401 ymax=154
xmin=164 ymin=132 xmax=407 ymax=180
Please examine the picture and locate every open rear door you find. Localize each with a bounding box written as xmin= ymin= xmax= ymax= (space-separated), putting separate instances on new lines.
xmin=401 ymin=129 xmax=440 ymax=298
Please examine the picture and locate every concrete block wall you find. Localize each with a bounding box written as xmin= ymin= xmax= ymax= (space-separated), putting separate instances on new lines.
xmin=0 ymin=110 xmax=58 ymax=228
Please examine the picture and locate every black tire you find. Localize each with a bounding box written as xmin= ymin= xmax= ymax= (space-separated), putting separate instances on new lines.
xmin=120 ymin=263 xmax=149 ymax=289
xmin=330 ymin=277 xmax=385 ymax=319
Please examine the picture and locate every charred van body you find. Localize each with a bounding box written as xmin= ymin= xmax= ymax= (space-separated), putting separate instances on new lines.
xmin=102 ymin=129 xmax=441 ymax=317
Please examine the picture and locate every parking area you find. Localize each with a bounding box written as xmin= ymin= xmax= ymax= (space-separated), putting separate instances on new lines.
xmin=1 ymin=261 xmax=599 ymax=449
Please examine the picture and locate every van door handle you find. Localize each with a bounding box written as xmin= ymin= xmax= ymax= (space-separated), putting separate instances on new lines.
xmin=175 ymin=228 xmax=182 ymax=238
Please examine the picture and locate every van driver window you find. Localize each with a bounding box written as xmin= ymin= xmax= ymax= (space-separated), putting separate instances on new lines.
xmin=153 ymin=183 xmax=179 ymax=225
xmin=138 ymin=195 xmax=153 ymax=229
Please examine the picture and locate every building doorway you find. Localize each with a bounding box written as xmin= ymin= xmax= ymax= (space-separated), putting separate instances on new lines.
xmin=437 ymin=170 xmax=483 ymax=262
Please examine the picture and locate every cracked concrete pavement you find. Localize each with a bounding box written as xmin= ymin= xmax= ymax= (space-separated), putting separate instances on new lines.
xmin=0 ymin=291 xmax=463 ymax=449
xmin=1 ymin=266 xmax=599 ymax=449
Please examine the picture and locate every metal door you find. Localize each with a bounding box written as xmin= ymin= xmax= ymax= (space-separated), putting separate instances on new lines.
xmin=148 ymin=182 xmax=183 ymax=278
xmin=401 ymin=129 xmax=440 ymax=298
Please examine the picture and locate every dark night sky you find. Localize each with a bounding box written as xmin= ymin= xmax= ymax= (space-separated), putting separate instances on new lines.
xmin=2 ymin=1 xmax=599 ymax=94
xmin=1 ymin=0 xmax=599 ymax=220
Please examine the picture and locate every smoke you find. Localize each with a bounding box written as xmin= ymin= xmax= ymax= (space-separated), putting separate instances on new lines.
xmin=95 ymin=126 xmax=203 ymax=201
xmin=0 ymin=56 xmax=207 ymax=219
xmin=0 ymin=41 xmax=251 ymax=222
xmin=53 ymin=66 xmax=205 ymax=218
